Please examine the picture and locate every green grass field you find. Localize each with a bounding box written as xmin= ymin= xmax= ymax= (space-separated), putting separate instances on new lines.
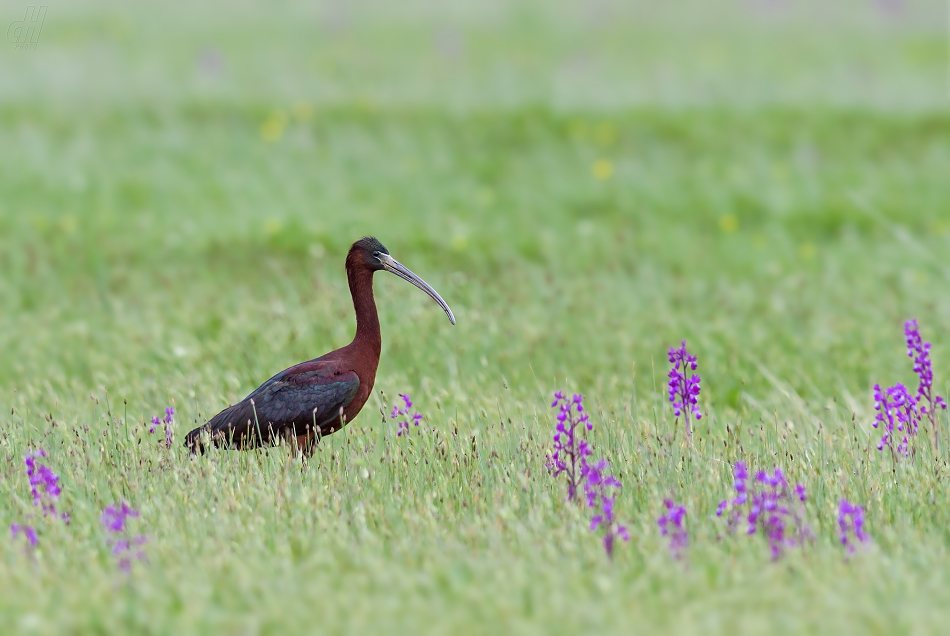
xmin=2 ymin=1 xmax=950 ymax=633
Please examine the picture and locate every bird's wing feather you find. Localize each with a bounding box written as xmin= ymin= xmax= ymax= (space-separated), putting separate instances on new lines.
xmin=189 ymin=362 xmax=359 ymax=449
xmin=254 ymin=369 xmax=360 ymax=429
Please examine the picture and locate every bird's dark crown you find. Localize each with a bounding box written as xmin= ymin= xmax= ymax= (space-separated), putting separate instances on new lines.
xmin=352 ymin=236 xmax=389 ymax=256
xmin=347 ymin=236 xmax=390 ymax=270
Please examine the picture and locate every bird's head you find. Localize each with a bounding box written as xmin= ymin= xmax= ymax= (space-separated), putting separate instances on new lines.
xmin=348 ymin=236 xmax=456 ymax=325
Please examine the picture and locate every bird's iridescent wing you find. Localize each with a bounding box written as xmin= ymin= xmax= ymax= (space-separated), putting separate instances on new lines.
xmin=256 ymin=368 xmax=360 ymax=431
xmin=188 ymin=363 xmax=359 ymax=450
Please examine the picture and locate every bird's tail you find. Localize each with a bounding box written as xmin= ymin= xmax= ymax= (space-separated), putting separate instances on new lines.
xmin=183 ymin=425 xmax=210 ymax=455
xmin=184 ymin=402 xmax=246 ymax=454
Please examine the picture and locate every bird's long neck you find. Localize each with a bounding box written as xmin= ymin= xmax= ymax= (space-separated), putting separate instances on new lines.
xmin=347 ymin=264 xmax=381 ymax=359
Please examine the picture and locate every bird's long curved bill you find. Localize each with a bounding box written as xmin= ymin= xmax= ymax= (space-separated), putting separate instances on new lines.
xmin=380 ymin=254 xmax=456 ymax=325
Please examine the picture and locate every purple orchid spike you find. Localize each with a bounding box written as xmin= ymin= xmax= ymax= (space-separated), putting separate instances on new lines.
xmin=873 ymin=383 xmax=920 ymax=457
xmin=657 ymin=499 xmax=688 ymax=559
xmin=101 ymin=501 xmax=147 ymax=572
xmin=102 ymin=501 xmax=140 ymax=533
xmin=24 ymin=449 xmax=68 ymax=521
xmin=583 ymin=458 xmax=629 ymax=559
xmin=149 ymin=407 xmax=175 ymax=448
xmin=10 ymin=523 xmax=38 ymax=547
xmin=546 ymin=391 xmax=593 ymax=501
xmin=905 ymin=320 xmax=947 ymax=450
xmin=668 ymin=341 xmax=702 ymax=438
xmin=390 ymin=393 xmax=423 ymax=438
xmin=838 ymin=499 xmax=871 ymax=557
xmin=11 ymin=449 xmax=70 ymax=549
xmin=717 ymin=461 xmax=812 ymax=561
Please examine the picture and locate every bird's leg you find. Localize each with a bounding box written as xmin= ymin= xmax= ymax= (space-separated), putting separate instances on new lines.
xmin=297 ymin=432 xmax=316 ymax=457
xmin=294 ymin=423 xmax=322 ymax=458
xmin=280 ymin=427 xmax=301 ymax=455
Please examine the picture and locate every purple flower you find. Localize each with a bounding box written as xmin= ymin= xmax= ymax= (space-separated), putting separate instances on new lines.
xmin=717 ymin=461 xmax=749 ymax=533
xmin=873 ymin=383 xmax=920 ymax=456
xmin=717 ymin=461 xmax=812 ymax=561
xmin=10 ymin=450 xmax=69 ymax=547
xmin=583 ymin=459 xmax=629 ymax=559
xmin=10 ymin=523 xmax=38 ymax=547
xmin=838 ymin=499 xmax=871 ymax=556
xmin=102 ymin=501 xmax=140 ymax=534
xmin=149 ymin=407 xmax=175 ymax=448
xmin=668 ymin=341 xmax=702 ymax=438
xmin=905 ymin=320 xmax=947 ymax=449
xmin=390 ymin=393 xmax=423 ymax=437
xmin=101 ymin=501 xmax=147 ymax=572
xmin=657 ymin=499 xmax=688 ymax=559
xmin=546 ymin=391 xmax=593 ymax=501
xmin=24 ymin=449 xmax=68 ymax=521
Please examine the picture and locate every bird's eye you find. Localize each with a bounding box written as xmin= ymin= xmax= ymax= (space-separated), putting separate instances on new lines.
xmin=372 ymin=250 xmax=380 ymax=258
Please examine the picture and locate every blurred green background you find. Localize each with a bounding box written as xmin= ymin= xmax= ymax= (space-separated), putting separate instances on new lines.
xmin=2 ymin=0 xmax=950 ymax=633
xmin=2 ymin=0 xmax=947 ymax=409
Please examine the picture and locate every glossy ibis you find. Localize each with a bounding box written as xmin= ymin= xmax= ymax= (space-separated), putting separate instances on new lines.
xmin=185 ymin=237 xmax=455 ymax=453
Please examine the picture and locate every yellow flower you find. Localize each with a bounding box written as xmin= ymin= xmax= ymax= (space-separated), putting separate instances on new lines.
xmin=260 ymin=110 xmax=288 ymax=142
xmin=718 ymin=214 xmax=738 ymax=233
xmin=592 ymin=159 xmax=614 ymax=181
xmin=799 ymin=242 xmax=816 ymax=260
xmin=260 ymin=121 xmax=283 ymax=142
xmin=265 ymin=219 xmax=283 ymax=236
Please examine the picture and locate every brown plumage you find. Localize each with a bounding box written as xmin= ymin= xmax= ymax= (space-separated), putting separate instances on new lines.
xmin=184 ymin=237 xmax=455 ymax=454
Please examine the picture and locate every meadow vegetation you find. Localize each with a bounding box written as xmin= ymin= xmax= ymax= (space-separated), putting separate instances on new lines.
xmin=2 ymin=1 xmax=949 ymax=633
